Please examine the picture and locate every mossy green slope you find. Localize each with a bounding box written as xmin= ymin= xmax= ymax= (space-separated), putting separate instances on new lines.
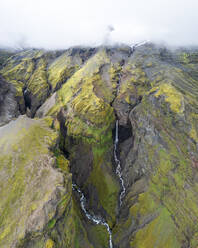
xmin=0 ymin=115 xmax=94 ymax=248
xmin=48 ymin=48 xmax=95 ymax=92
xmin=44 ymin=49 xmax=133 ymax=237
xmin=26 ymin=57 xmax=50 ymax=116
xmin=126 ymin=95 xmax=198 ymax=248
xmin=0 ymin=48 xmax=96 ymax=117
xmin=1 ymin=44 xmax=198 ymax=247
xmin=48 ymin=49 xmax=120 ymax=227
xmin=112 ymin=44 xmax=198 ymax=248
xmin=0 ymin=50 xmax=46 ymax=114
xmin=0 ymin=50 xmax=44 ymax=92
xmin=0 ymin=115 xmax=66 ymax=247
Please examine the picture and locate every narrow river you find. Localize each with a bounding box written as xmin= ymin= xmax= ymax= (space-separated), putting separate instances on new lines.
xmin=72 ymin=184 xmax=113 ymax=248
xmin=72 ymin=42 xmax=148 ymax=247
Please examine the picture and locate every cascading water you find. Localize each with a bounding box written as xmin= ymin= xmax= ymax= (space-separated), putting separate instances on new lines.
xmin=114 ymin=70 xmax=126 ymax=206
xmin=114 ymin=41 xmax=148 ymax=206
xmin=72 ymin=41 xmax=148 ymax=247
xmin=72 ymin=184 xmax=113 ymax=248
xmin=114 ymin=120 xmax=126 ymax=206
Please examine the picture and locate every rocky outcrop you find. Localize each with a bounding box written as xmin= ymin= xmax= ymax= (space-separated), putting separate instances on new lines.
xmin=0 ymin=48 xmax=96 ymax=117
xmin=0 ymin=75 xmax=19 ymax=126
xmin=112 ymin=44 xmax=198 ymax=248
xmin=48 ymin=47 xmax=96 ymax=92
xmin=0 ymin=50 xmax=15 ymax=69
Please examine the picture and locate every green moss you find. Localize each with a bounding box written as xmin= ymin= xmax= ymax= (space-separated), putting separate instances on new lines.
xmin=66 ymin=112 xmax=114 ymax=145
xmin=179 ymin=52 xmax=190 ymax=64
xmin=48 ymin=49 xmax=110 ymax=116
xmin=189 ymin=113 xmax=198 ymax=142
xmin=48 ymin=51 xmax=80 ymax=91
xmin=1 ymin=59 xmax=34 ymax=83
xmin=48 ymin=219 xmax=56 ymax=229
xmin=109 ymin=63 xmax=121 ymax=89
xmin=47 ymin=49 xmax=115 ymax=147
xmin=56 ymin=154 xmax=70 ymax=172
xmin=27 ymin=57 xmax=49 ymax=100
xmin=117 ymin=63 xmax=150 ymax=105
xmin=113 ymin=85 xmax=198 ymax=246
xmin=153 ymin=83 xmax=184 ymax=113
xmin=45 ymin=239 xmax=54 ymax=248
xmin=87 ymin=225 xmax=109 ymax=248
xmin=87 ymin=143 xmax=119 ymax=225
xmin=0 ymin=117 xmax=59 ymax=247
xmin=50 ymin=196 xmax=93 ymax=248
xmin=134 ymin=98 xmax=198 ymax=245
xmin=191 ymin=232 xmax=198 ymax=247
xmin=47 ymin=50 xmax=120 ymax=231
xmin=130 ymin=208 xmax=180 ymax=248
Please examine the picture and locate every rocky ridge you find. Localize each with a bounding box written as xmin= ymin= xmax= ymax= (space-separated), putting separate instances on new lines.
xmin=0 ymin=44 xmax=198 ymax=247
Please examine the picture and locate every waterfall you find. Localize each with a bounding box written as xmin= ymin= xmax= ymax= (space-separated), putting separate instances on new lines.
xmin=71 ymin=41 xmax=148 ymax=247
xmin=72 ymin=184 xmax=113 ymax=248
xmin=114 ymin=41 xmax=148 ymax=206
xmin=114 ymin=71 xmax=126 ymax=207
xmin=114 ymin=120 xmax=126 ymax=206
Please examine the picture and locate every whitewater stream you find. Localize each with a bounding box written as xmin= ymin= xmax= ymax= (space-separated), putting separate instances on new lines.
xmin=114 ymin=120 xmax=126 ymax=206
xmin=72 ymin=41 xmax=148 ymax=247
xmin=72 ymin=184 xmax=113 ymax=248
xmin=114 ymin=70 xmax=126 ymax=206
xmin=114 ymin=41 xmax=148 ymax=206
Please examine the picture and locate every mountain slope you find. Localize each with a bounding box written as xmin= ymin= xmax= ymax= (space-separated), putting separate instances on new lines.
xmin=0 ymin=44 xmax=198 ymax=248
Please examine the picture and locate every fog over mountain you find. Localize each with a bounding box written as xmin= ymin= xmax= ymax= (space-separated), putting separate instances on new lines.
xmin=0 ymin=0 xmax=198 ymax=49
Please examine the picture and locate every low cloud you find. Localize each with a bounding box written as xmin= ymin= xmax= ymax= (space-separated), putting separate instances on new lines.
xmin=0 ymin=0 xmax=198 ymax=49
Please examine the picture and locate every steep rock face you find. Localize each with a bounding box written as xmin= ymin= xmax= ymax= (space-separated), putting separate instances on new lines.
xmin=0 ymin=50 xmax=15 ymax=69
xmin=35 ymin=47 xmax=134 ymax=246
xmin=0 ymin=50 xmax=46 ymax=114
xmin=112 ymin=44 xmax=198 ymax=248
xmin=0 ymin=75 xmax=19 ymax=126
xmin=48 ymin=47 xmax=96 ymax=92
xmin=45 ymin=48 xmax=124 ymax=224
xmin=0 ymin=48 xmax=95 ymax=117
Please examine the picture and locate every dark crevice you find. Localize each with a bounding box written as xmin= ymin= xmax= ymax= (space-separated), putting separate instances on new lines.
xmin=57 ymin=109 xmax=70 ymax=158
xmin=51 ymin=45 xmax=144 ymax=247
xmin=23 ymin=87 xmax=31 ymax=110
xmin=117 ymin=125 xmax=132 ymax=143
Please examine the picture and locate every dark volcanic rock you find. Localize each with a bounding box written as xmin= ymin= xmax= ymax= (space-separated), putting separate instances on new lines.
xmin=0 ymin=75 xmax=19 ymax=126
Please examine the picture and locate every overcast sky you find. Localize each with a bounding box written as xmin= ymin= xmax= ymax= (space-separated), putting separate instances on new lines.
xmin=0 ymin=0 xmax=198 ymax=49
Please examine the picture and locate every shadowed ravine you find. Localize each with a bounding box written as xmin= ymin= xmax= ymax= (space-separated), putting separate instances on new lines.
xmin=72 ymin=117 xmax=126 ymax=248
xmin=70 ymin=44 xmax=139 ymax=247
xmin=72 ymin=184 xmax=113 ymax=248
xmin=70 ymin=45 xmax=135 ymax=247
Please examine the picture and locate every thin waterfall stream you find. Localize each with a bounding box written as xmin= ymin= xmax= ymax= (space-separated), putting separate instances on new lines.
xmin=71 ymin=42 xmax=148 ymax=248
xmin=114 ymin=41 xmax=148 ymax=206
xmin=114 ymin=120 xmax=126 ymax=206
xmin=113 ymin=71 xmax=126 ymax=206
xmin=72 ymin=184 xmax=113 ymax=248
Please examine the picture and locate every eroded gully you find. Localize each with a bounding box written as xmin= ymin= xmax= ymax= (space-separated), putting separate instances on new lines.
xmin=71 ymin=43 xmax=146 ymax=248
